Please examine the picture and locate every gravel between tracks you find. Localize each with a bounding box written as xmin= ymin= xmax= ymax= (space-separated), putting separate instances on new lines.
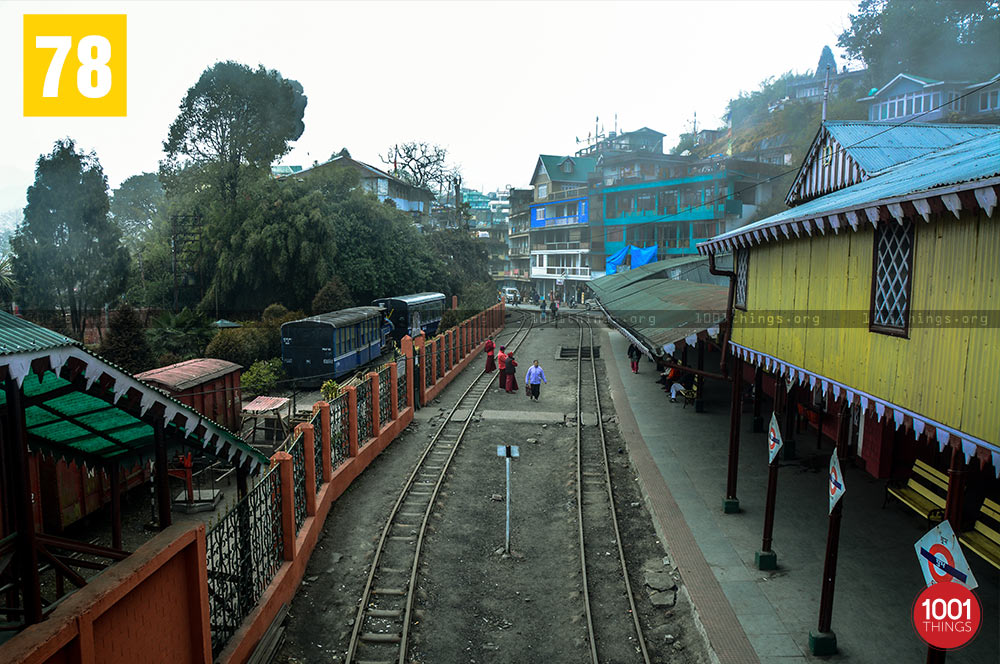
xmin=276 ymin=317 xmax=711 ymax=664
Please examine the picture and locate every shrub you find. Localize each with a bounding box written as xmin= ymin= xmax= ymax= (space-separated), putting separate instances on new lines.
xmin=241 ymin=358 xmax=284 ymax=398
xmin=204 ymin=326 xmax=273 ymax=369
xmin=312 ymin=276 xmax=354 ymax=314
xmin=261 ymin=303 xmax=289 ymax=324
xmin=439 ymin=308 xmax=463 ymax=331
xmin=99 ymin=304 xmax=154 ymax=373
xmin=320 ymin=379 xmax=341 ymax=401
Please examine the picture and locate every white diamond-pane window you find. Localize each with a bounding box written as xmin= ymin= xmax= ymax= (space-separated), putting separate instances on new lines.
xmin=872 ymin=220 xmax=913 ymax=332
xmin=734 ymin=249 xmax=749 ymax=309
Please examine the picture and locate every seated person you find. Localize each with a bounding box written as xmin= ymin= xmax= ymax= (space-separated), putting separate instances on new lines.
xmin=660 ymin=365 xmax=694 ymax=402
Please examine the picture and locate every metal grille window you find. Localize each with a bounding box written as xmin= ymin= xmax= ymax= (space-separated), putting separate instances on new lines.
xmin=206 ymin=465 xmax=283 ymax=656
xmin=735 ymin=248 xmax=749 ymax=309
xmin=310 ymin=409 xmax=323 ymax=491
xmin=871 ymin=220 xmax=913 ymax=334
xmin=330 ymin=393 xmax=349 ymax=468
xmin=289 ymin=434 xmax=307 ymax=531
xmin=356 ymin=379 xmax=372 ymax=445
xmin=397 ymin=358 xmax=408 ymax=409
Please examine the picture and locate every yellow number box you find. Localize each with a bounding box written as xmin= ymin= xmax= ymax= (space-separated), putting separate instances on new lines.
xmin=23 ymin=14 xmax=127 ymax=117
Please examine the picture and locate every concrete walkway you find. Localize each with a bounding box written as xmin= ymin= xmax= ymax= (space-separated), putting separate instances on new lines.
xmin=602 ymin=328 xmax=998 ymax=663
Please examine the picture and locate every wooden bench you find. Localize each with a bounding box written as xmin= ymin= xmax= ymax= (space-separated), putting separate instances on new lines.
xmin=960 ymin=498 xmax=1000 ymax=571
xmin=679 ymin=384 xmax=698 ymax=409
xmin=883 ymin=459 xmax=948 ymax=526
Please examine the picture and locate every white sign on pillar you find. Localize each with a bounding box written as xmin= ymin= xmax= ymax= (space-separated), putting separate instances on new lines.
xmin=914 ymin=521 xmax=978 ymax=590
xmin=828 ymin=453 xmax=845 ymax=514
xmin=767 ymin=412 xmax=783 ymax=464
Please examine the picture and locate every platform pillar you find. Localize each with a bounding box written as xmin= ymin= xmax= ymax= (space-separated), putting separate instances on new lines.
xmin=274 ymin=452 xmax=296 ymax=560
xmin=695 ymin=340 xmax=706 ymax=413
xmin=724 ymin=356 xmax=743 ymax=513
xmin=752 ymin=366 xmax=764 ymax=432
xmin=153 ymin=421 xmax=172 ymax=529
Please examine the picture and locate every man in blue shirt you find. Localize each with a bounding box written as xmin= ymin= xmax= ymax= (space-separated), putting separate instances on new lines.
xmin=525 ymin=360 xmax=547 ymax=401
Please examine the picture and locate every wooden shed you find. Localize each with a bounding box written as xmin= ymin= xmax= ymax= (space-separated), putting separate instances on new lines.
xmin=137 ymin=358 xmax=243 ymax=432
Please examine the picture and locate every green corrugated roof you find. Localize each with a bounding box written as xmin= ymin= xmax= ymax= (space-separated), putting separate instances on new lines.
xmin=0 ymin=312 xmax=76 ymax=355
xmin=0 ymin=313 xmax=268 ymax=471
xmin=538 ymin=155 xmax=596 ymax=183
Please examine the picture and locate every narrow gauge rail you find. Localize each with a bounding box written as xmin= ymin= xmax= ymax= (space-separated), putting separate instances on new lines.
xmin=345 ymin=312 xmax=534 ymax=664
xmin=572 ymin=314 xmax=650 ymax=664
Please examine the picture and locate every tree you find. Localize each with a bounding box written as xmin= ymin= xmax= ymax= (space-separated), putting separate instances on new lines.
xmin=111 ymin=172 xmax=164 ymax=251
xmin=12 ymin=139 xmax=128 ymax=338
xmin=0 ymin=255 xmax=15 ymax=303
xmin=146 ymin=308 xmax=215 ymax=360
xmin=312 ymin=276 xmax=354 ymax=314
xmin=380 ymin=142 xmax=454 ymax=190
xmin=162 ymin=61 xmax=307 ymax=204
xmin=838 ymin=0 xmax=1000 ymax=85
xmin=98 ymin=304 xmax=154 ymax=373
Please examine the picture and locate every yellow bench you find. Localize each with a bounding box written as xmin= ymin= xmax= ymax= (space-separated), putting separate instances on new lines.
xmin=884 ymin=459 xmax=948 ymax=526
xmin=960 ymin=498 xmax=1000 ymax=571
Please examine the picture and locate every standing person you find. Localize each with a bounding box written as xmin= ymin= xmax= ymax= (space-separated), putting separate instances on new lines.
xmin=550 ymin=300 xmax=558 ymax=328
xmin=484 ymin=336 xmax=496 ymax=373
xmin=497 ymin=346 xmax=508 ymax=389
xmin=539 ymin=298 xmax=546 ymax=323
xmin=525 ymin=360 xmax=547 ymax=401
xmin=504 ymin=353 xmax=519 ymax=393
xmin=627 ymin=343 xmax=641 ymax=374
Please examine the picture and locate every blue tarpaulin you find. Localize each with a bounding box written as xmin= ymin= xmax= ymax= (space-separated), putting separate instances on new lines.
xmin=605 ymin=246 xmax=629 ymax=275
xmin=630 ymin=245 xmax=658 ymax=270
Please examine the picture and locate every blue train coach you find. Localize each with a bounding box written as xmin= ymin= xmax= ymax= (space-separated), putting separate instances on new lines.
xmin=373 ymin=292 xmax=445 ymax=343
xmin=281 ymin=306 xmax=389 ymax=383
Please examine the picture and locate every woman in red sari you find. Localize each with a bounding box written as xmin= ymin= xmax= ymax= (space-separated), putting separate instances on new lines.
xmin=497 ymin=346 xmax=507 ymax=389
xmin=504 ymin=353 xmax=519 ymax=393
xmin=484 ymin=336 xmax=496 ymax=372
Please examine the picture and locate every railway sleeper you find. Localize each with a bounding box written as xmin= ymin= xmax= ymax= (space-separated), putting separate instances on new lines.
xmin=359 ymin=632 xmax=402 ymax=643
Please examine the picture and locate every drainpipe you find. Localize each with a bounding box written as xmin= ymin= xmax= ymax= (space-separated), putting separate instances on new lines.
xmin=708 ymin=251 xmax=736 ymax=378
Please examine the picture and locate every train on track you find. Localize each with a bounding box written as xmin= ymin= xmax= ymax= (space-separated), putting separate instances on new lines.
xmin=280 ymin=292 xmax=445 ymax=384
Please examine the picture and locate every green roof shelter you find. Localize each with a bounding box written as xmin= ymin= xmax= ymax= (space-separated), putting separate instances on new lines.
xmin=0 ymin=312 xmax=268 ymax=630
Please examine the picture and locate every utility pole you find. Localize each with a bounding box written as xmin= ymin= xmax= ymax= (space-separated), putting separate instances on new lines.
xmin=822 ymin=65 xmax=831 ymax=122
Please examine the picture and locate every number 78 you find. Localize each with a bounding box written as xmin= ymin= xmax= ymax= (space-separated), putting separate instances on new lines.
xmin=35 ymin=35 xmax=112 ymax=98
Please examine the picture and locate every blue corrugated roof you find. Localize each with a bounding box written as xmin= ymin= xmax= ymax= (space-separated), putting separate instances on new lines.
xmin=826 ymin=122 xmax=999 ymax=175
xmin=701 ymin=129 xmax=1000 ymax=253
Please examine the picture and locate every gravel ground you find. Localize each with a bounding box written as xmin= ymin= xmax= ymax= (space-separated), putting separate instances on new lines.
xmin=276 ymin=317 xmax=712 ymax=663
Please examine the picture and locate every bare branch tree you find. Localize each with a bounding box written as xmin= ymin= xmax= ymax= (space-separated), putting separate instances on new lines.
xmin=380 ymin=142 xmax=456 ymax=190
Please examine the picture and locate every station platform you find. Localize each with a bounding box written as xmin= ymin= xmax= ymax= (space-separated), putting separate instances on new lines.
xmin=603 ymin=329 xmax=999 ymax=663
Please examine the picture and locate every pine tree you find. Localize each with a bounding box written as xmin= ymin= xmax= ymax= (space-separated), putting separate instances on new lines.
xmin=99 ymin=304 xmax=154 ymax=372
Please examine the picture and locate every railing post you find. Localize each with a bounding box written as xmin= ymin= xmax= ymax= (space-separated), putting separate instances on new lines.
xmin=318 ymin=400 xmax=332 ymax=481
xmin=368 ymin=371 xmax=380 ymax=436
xmin=389 ymin=361 xmax=400 ymax=420
xmin=402 ymin=335 xmax=414 ymax=411
xmin=429 ymin=338 xmax=437 ymax=386
xmin=297 ymin=423 xmax=317 ymax=516
xmin=275 ymin=452 xmax=296 ymax=560
xmin=415 ymin=333 xmax=426 ymax=407
xmin=346 ymin=386 xmax=359 ymax=457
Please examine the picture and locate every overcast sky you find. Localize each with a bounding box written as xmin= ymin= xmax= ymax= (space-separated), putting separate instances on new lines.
xmin=1 ymin=0 xmax=860 ymax=215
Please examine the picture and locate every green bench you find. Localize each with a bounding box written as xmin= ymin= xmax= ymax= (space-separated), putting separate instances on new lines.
xmin=884 ymin=459 xmax=948 ymax=526
xmin=960 ymin=498 xmax=1000 ymax=571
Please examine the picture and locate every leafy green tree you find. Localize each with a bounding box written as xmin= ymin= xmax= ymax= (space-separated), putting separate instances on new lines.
xmin=204 ymin=327 xmax=273 ymax=369
xmin=111 ymin=172 xmax=164 ymax=251
xmin=162 ymin=61 xmax=307 ymax=204
xmin=838 ymin=0 xmax=1000 ymax=85
xmin=146 ymin=308 xmax=215 ymax=360
xmin=422 ymin=230 xmax=489 ymax=300
xmin=99 ymin=304 xmax=154 ymax=372
xmin=12 ymin=139 xmax=128 ymax=338
xmin=312 ymin=276 xmax=354 ymax=314
xmin=0 ymin=255 xmax=15 ymax=303
xmin=241 ymin=358 xmax=284 ymax=398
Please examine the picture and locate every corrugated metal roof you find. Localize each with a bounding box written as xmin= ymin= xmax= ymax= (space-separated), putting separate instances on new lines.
xmin=243 ymin=396 xmax=290 ymax=414
xmin=136 ymin=358 xmax=242 ymax=391
xmin=0 ymin=312 xmax=77 ymax=355
xmin=597 ymin=279 xmax=729 ymax=352
xmin=588 ymin=256 xmax=708 ymax=300
xmin=284 ymin=306 xmax=384 ymax=329
xmin=825 ymin=122 xmax=999 ymax=175
xmin=538 ymin=155 xmax=597 ymax=183
xmin=702 ymin=130 xmax=1000 ymax=253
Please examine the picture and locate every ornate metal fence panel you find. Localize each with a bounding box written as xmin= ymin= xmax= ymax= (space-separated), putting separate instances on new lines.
xmin=356 ymin=379 xmax=372 ymax=446
xmin=378 ymin=366 xmax=392 ymax=426
xmin=396 ymin=358 xmax=408 ymax=409
xmin=310 ymin=409 xmax=323 ymax=491
xmin=206 ymin=465 xmax=283 ymax=657
xmin=289 ymin=433 xmax=307 ymax=531
xmin=424 ymin=346 xmax=434 ymax=388
xmin=331 ymin=392 xmax=349 ymax=468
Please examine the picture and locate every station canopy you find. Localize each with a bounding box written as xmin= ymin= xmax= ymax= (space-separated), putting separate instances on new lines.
xmin=0 ymin=312 xmax=269 ymax=473
xmin=588 ymin=257 xmax=729 ymax=357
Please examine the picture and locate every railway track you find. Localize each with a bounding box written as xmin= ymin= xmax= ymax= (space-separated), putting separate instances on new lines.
xmin=345 ymin=311 xmax=534 ymax=664
xmin=572 ymin=314 xmax=650 ymax=664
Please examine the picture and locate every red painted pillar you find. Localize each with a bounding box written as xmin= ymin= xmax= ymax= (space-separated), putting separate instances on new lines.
xmin=429 ymin=338 xmax=437 ymax=386
xmin=450 ymin=329 xmax=457 ymax=368
xmin=317 ymin=400 xmax=332 ymax=481
xmin=297 ymin=422 xmax=316 ymax=516
xmin=452 ymin=294 xmax=458 ymax=310
xmin=402 ymin=335 xmax=414 ymax=410
xmin=415 ymin=333 xmax=426 ymax=407
xmin=346 ymin=386 xmax=359 ymax=457
xmin=389 ymin=361 xmax=400 ymax=421
xmin=275 ymin=452 xmax=296 ymax=560
xmin=368 ymin=372 xmax=380 ymax=436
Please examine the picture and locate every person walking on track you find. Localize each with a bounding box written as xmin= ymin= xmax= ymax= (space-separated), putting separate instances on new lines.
xmin=484 ymin=336 xmax=496 ymax=373
xmin=627 ymin=343 xmax=642 ymax=374
xmin=504 ymin=353 xmax=519 ymax=393
xmin=550 ymin=300 xmax=558 ymax=328
xmin=525 ymin=360 xmax=547 ymax=401
xmin=496 ymin=346 xmax=508 ymax=389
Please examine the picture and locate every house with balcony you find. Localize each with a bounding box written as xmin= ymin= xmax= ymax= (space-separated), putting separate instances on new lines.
xmin=500 ymin=188 xmax=533 ymax=292
xmin=528 ymin=154 xmax=597 ymax=302
xmin=856 ymin=72 xmax=1000 ymax=123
